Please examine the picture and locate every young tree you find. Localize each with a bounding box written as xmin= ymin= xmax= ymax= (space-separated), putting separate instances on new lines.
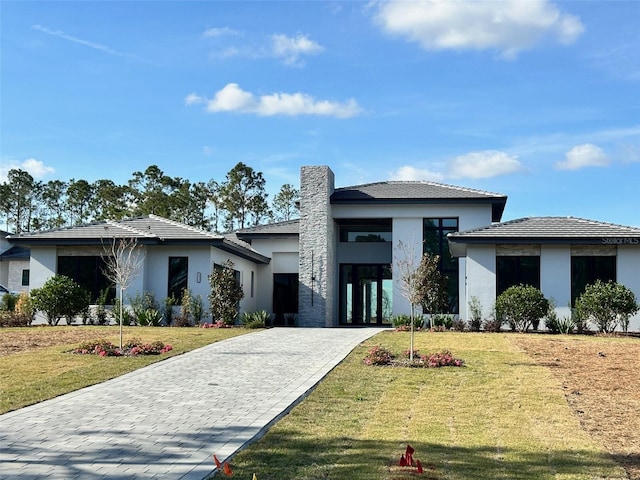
xmin=102 ymin=236 xmax=144 ymax=348
xmin=272 ymin=183 xmax=300 ymax=222
xmin=575 ymin=280 xmax=639 ymax=333
xmin=396 ymin=239 xmax=447 ymax=360
xmin=31 ymin=275 xmax=90 ymax=325
xmin=208 ymin=259 xmax=244 ymax=324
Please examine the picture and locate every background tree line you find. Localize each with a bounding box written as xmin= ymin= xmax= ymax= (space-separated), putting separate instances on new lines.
xmin=0 ymin=162 xmax=300 ymax=234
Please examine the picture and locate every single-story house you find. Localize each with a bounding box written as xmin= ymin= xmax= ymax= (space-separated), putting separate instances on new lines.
xmin=6 ymin=165 xmax=640 ymax=330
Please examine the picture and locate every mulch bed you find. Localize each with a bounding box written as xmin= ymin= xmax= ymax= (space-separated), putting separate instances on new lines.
xmin=0 ymin=326 xmax=114 ymax=356
xmin=512 ymin=335 xmax=640 ymax=480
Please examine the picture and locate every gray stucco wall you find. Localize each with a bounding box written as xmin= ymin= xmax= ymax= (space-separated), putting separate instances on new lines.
xmin=298 ymin=166 xmax=336 ymax=327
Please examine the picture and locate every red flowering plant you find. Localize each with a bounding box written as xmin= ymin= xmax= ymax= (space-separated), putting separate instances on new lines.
xmin=421 ymin=350 xmax=464 ymax=368
xmin=363 ymin=345 xmax=395 ymax=366
xmin=364 ymin=346 xmax=464 ymax=368
xmin=71 ymin=338 xmax=172 ymax=357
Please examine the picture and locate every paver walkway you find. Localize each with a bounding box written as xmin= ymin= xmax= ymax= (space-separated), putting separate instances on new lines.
xmin=0 ymin=327 xmax=385 ymax=479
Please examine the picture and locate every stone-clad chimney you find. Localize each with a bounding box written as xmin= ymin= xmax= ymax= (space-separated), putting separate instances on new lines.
xmin=298 ymin=166 xmax=335 ymax=327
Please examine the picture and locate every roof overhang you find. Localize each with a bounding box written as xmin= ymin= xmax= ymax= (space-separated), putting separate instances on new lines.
xmin=447 ymin=234 xmax=640 ymax=258
xmin=331 ymin=197 xmax=506 ymax=222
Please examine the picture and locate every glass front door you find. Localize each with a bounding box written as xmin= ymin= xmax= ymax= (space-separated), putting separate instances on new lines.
xmin=340 ymin=264 xmax=392 ymax=325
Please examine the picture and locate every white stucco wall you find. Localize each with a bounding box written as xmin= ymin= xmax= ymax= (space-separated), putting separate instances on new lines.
xmin=540 ymin=246 xmax=572 ymax=318
xmin=7 ymin=260 xmax=30 ymax=293
xmin=28 ymin=246 xmax=57 ymax=290
xmin=617 ymin=246 xmax=640 ymax=331
xmin=464 ymin=245 xmax=496 ymax=321
xmin=245 ymin=237 xmax=299 ymax=314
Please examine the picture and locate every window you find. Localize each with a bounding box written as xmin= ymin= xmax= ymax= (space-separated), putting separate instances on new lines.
xmin=250 ymin=271 xmax=255 ymax=298
xmin=339 ymin=264 xmax=392 ymax=325
xmin=168 ymin=257 xmax=188 ymax=301
xmin=21 ymin=269 xmax=30 ymax=286
xmin=273 ymin=273 xmax=298 ymax=314
xmin=339 ymin=219 xmax=392 ymax=242
xmin=423 ymin=218 xmax=459 ymax=313
xmin=57 ymin=256 xmax=113 ymax=303
xmin=571 ymin=256 xmax=616 ymax=305
xmin=496 ymin=256 xmax=540 ymax=295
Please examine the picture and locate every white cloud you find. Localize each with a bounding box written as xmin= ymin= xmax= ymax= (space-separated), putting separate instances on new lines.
xmin=188 ymin=83 xmax=362 ymax=118
xmin=202 ymin=27 xmax=242 ymax=38
xmin=0 ymin=158 xmax=55 ymax=182
xmin=271 ymin=33 xmax=324 ymax=67
xmin=449 ymin=150 xmax=523 ymax=178
xmin=373 ymin=0 xmax=584 ymax=59
xmin=556 ymin=143 xmax=610 ymax=170
xmin=390 ymin=165 xmax=445 ymax=182
xmin=184 ymin=93 xmax=205 ymax=106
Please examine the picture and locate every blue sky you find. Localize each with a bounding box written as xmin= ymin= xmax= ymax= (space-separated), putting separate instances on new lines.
xmin=2 ymin=0 xmax=639 ymax=226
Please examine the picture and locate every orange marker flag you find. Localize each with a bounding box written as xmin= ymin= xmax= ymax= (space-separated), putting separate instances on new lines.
xmin=213 ymin=454 xmax=222 ymax=469
xmin=223 ymin=462 xmax=233 ymax=476
xmin=416 ymin=460 xmax=424 ymax=474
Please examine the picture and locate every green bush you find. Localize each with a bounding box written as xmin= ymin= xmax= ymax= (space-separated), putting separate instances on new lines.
xmin=575 ymin=280 xmax=639 ymax=333
xmin=431 ymin=313 xmax=454 ymax=329
xmin=31 ymin=275 xmax=91 ymax=326
xmin=495 ymin=285 xmax=549 ymax=333
xmin=1 ymin=292 xmax=18 ymax=312
xmin=240 ymin=310 xmax=269 ymax=329
xmin=392 ymin=314 xmax=424 ymax=330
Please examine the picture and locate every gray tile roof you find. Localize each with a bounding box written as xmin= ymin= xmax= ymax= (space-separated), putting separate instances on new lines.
xmin=331 ymin=181 xmax=506 ymax=201
xmin=330 ymin=181 xmax=507 ymax=222
xmin=0 ymin=245 xmax=30 ymax=260
xmin=235 ymin=219 xmax=300 ymax=239
xmin=9 ymin=215 xmax=222 ymax=242
xmin=8 ymin=215 xmax=269 ymax=264
xmin=449 ymin=216 xmax=640 ymax=243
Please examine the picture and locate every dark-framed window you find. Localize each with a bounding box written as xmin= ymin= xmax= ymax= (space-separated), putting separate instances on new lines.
xmin=496 ymin=256 xmax=541 ymax=295
xmin=273 ymin=273 xmax=298 ymax=314
xmin=21 ymin=269 xmax=30 ymax=286
xmin=423 ymin=218 xmax=459 ymax=313
xmin=571 ymin=256 xmax=616 ymax=305
xmin=57 ymin=256 xmax=113 ymax=303
xmin=339 ymin=219 xmax=392 ymax=242
xmin=168 ymin=256 xmax=188 ymax=302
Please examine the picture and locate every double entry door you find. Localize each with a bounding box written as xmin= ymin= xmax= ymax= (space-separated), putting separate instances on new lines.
xmin=340 ymin=264 xmax=392 ymax=325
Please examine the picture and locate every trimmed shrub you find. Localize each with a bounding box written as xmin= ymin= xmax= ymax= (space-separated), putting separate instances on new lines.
xmin=575 ymin=280 xmax=639 ymax=333
xmin=495 ymin=285 xmax=549 ymax=333
xmin=31 ymin=275 xmax=90 ymax=326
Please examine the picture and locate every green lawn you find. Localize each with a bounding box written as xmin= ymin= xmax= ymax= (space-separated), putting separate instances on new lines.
xmin=0 ymin=326 xmax=248 ymax=414
xmin=227 ymin=331 xmax=626 ymax=480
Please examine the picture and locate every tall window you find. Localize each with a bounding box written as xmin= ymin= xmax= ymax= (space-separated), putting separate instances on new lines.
xmin=423 ymin=218 xmax=459 ymax=313
xmin=21 ymin=269 xmax=30 ymax=286
xmin=496 ymin=256 xmax=540 ymax=295
xmin=571 ymin=256 xmax=616 ymax=305
xmin=57 ymin=256 xmax=112 ymax=303
xmin=168 ymin=257 xmax=188 ymax=301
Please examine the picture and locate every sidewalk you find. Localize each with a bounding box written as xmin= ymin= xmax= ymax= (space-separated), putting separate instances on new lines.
xmin=0 ymin=327 xmax=385 ymax=479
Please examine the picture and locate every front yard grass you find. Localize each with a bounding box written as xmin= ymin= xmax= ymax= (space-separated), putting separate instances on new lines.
xmin=228 ymin=332 xmax=629 ymax=480
xmin=0 ymin=326 xmax=248 ymax=414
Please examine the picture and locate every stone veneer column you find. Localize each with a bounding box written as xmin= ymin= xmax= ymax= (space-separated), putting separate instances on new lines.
xmin=298 ymin=166 xmax=336 ymax=327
